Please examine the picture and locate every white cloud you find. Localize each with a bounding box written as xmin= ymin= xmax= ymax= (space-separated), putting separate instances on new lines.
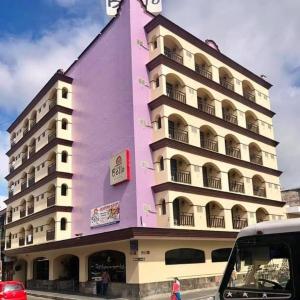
xmin=164 ymin=0 xmax=300 ymax=189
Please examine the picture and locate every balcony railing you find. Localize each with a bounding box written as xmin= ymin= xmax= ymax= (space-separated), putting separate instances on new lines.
xmin=257 ymin=216 xmax=269 ymax=223
xmin=174 ymin=213 xmax=195 ymax=226
xmin=7 ymin=215 xmax=12 ymax=223
xmin=250 ymin=154 xmax=263 ymax=165
xmin=48 ymin=162 xmax=56 ymax=174
xmin=164 ymin=48 xmax=183 ymax=64
xmin=48 ymin=131 xmax=56 ymax=142
xmin=229 ymin=181 xmax=245 ymax=193
xmin=9 ymin=165 xmax=14 ymax=172
xmin=233 ymin=218 xmax=248 ymax=229
xmin=26 ymin=236 xmax=33 ymax=245
xmin=30 ymin=120 xmax=37 ymax=130
xmin=167 ymin=87 xmax=186 ymax=104
xmin=169 ymin=128 xmax=189 ymax=143
xmin=226 ymin=146 xmax=241 ymax=159
xmin=204 ymin=177 xmax=222 ymax=189
xmin=8 ymin=190 xmax=13 ymax=198
xmin=195 ymin=64 xmax=212 ymax=80
xmin=247 ymin=122 xmax=259 ymax=134
xmin=19 ymin=238 xmax=25 ymax=246
xmin=28 ymin=176 xmax=35 ymax=187
xmin=23 ymin=127 xmax=29 ymax=136
xmin=198 ymin=100 xmax=215 ymax=115
xmin=171 ymin=170 xmax=191 ymax=184
xmin=6 ymin=241 xmax=11 ymax=249
xmin=49 ymin=101 xmax=56 ymax=110
xmin=47 ymin=195 xmax=56 ymax=207
xmin=46 ymin=229 xmax=55 ymax=241
xmin=20 ymin=209 xmax=26 ymax=218
xmin=220 ymin=79 xmax=234 ymax=91
xmin=223 ymin=113 xmax=238 ymax=124
xmin=27 ymin=206 xmax=34 ymax=215
xmin=207 ymin=215 xmax=225 ymax=228
xmin=253 ymin=186 xmax=266 ymax=197
xmin=21 ymin=181 xmax=27 ymax=191
xmin=29 ymin=148 xmax=36 ymax=158
xmin=22 ymin=155 xmax=28 ymax=164
xmin=244 ymin=91 xmax=256 ymax=102
xmin=200 ymin=138 xmax=218 ymax=152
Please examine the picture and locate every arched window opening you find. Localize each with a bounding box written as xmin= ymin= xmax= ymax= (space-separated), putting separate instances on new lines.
xmin=172 ymin=197 xmax=194 ymax=227
xmin=60 ymin=218 xmax=67 ymax=231
xmin=161 ymin=199 xmax=166 ymax=215
xmin=157 ymin=116 xmax=162 ymax=129
xmin=211 ymin=248 xmax=232 ymax=262
xmin=159 ymin=157 xmax=164 ymax=171
xmin=200 ymin=125 xmax=218 ymax=152
xmin=168 ymin=114 xmax=188 ymax=143
xmin=206 ymin=201 xmax=225 ymax=228
xmin=61 ymin=184 xmax=68 ymax=196
xmin=231 ymin=205 xmax=248 ymax=229
xmin=202 ymin=163 xmax=221 ymax=189
xmin=62 ymin=119 xmax=68 ymax=130
xmin=62 ymin=151 xmax=68 ymax=163
xmin=165 ymin=248 xmax=205 ymax=265
xmin=163 ymin=35 xmax=183 ymax=64
xmin=62 ymin=88 xmax=68 ymax=99
xmin=170 ymin=155 xmax=191 ymax=184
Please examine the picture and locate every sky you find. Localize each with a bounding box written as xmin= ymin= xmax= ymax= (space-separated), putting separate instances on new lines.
xmin=0 ymin=0 xmax=299 ymax=204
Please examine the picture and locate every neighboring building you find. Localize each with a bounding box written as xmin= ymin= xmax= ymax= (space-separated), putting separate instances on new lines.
xmin=282 ymin=188 xmax=300 ymax=218
xmin=4 ymin=0 xmax=285 ymax=298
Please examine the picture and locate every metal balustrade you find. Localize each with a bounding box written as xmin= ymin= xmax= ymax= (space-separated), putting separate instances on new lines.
xmin=220 ymin=79 xmax=234 ymax=91
xmin=200 ymin=138 xmax=218 ymax=152
xmin=229 ymin=181 xmax=245 ymax=193
xmin=226 ymin=146 xmax=241 ymax=159
xmin=204 ymin=177 xmax=222 ymax=189
xmin=195 ymin=64 xmax=212 ymax=80
xmin=164 ymin=48 xmax=183 ymax=64
xmin=198 ymin=100 xmax=215 ymax=115
xmin=174 ymin=213 xmax=195 ymax=226
xmin=223 ymin=113 xmax=238 ymax=124
xmin=207 ymin=215 xmax=225 ymax=228
xmin=171 ymin=170 xmax=191 ymax=184
xmin=166 ymin=87 xmax=186 ymax=103
xmin=233 ymin=218 xmax=248 ymax=229
xmin=169 ymin=128 xmax=189 ymax=143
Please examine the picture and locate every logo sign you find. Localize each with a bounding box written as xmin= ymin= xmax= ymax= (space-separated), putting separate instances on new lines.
xmin=110 ymin=149 xmax=130 ymax=185
xmin=106 ymin=0 xmax=162 ymax=16
xmin=91 ymin=201 xmax=120 ymax=228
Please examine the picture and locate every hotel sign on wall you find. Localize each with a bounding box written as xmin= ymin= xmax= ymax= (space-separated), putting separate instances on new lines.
xmin=90 ymin=201 xmax=120 ymax=228
xmin=106 ymin=0 xmax=162 ymax=16
xmin=110 ymin=149 xmax=131 ymax=185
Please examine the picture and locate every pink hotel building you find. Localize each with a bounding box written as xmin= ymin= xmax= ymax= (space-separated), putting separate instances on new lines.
xmin=4 ymin=0 xmax=285 ymax=298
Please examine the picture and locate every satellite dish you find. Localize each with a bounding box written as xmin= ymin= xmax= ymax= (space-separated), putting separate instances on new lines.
xmin=205 ymin=39 xmax=220 ymax=52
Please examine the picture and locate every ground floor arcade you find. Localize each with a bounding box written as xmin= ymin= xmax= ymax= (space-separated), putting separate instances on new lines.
xmin=5 ymin=228 xmax=236 ymax=299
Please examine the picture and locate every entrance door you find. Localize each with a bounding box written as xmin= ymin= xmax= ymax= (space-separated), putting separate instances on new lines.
xmin=173 ymin=198 xmax=180 ymax=225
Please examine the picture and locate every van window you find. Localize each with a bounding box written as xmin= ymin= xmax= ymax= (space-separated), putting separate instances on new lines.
xmin=224 ymin=243 xmax=292 ymax=298
xmin=4 ymin=283 xmax=24 ymax=292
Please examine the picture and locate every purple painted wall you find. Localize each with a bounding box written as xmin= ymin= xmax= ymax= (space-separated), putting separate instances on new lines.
xmin=66 ymin=0 xmax=156 ymax=237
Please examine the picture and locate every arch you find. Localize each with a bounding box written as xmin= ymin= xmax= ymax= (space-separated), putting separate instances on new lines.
xmin=163 ymin=35 xmax=183 ymax=64
xmin=62 ymin=87 xmax=68 ymax=99
xmin=219 ymin=67 xmax=234 ymax=91
xmin=231 ymin=204 xmax=248 ymax=229
xmin=88 ymin=250 xmax=126 ymax=282
xmin=165 ymin=248 xmax=205 ymax=265
xmin=164 ymin=35 xmax=182 ymax=51
xmin=53 ymin=254 xmax=79 ymax=283
xmin=61 ymin=184 xmax=68 ymax=196
xmin=222 ymin=100 xmax=238 ymax=124
xmin=256 ymin=207 xmax=269 ymax=223
xmin=202 ymin=162 xmax=221 ymax=189
xmin=252 ymin=174 xmax=266 ymax=197
xmin=168 ymin=114 xmax=189 ymax=143
xmin=61 ymin=118 xmax=68 ymax=130
xmin=61 ymin=151 xmax=68 ymax=163
xmin=206 ymin=201 xmax=225 ymax=228
xmin=200 ymin=125 xmax=218 ymax=152
xmin=170 ymin=155 xmax=191 ymax=184
xmin=197 ymin=88 xmax=215 ymax=115
xmin=242 ymin=80 xmax=256 ymax=101
xmin=225 ymin=134 xmax=241 ymax=158
xmin=228 ymin=168 xmax=244 ymax=193
xmin=165 ymin=73 xmax=186 ymax=103
xmin=194 ymin=53 xmax=212 ymax=79
xmin=172 ymin=197 xmax=194 ymax=226
xmin=165 ymin=73 xmax=185 ymax=88
xmin=249 ymin=142 xmax=263 ymax=165
xmin=26 ymin=224 xmax=34 ymax=245
xmin=211 ymin=248 xmax=232 ymax=263
xmin=245 ymin=110 xmax=259 ymax=133
xmin=33 ymin=257 xmax=49 ymax=280
xmin=60 ymin=218 xmax=67 ymax=231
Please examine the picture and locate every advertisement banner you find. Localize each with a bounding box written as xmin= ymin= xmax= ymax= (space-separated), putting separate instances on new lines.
xmin=90 ymin=201 xmax=120 ymax=228
xmin=110 ymin=149 xmax=130 ymax=186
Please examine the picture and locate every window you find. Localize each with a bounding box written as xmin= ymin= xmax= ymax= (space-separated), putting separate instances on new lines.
xmin=157 ymin=117 xmax=162 ymax=129
xmin=165 ymin=248 xmax=205 ymax=265
xmin=159 ymin=157 xmax=164 ymax=171
xmin=62 ymin=88 xmax=68 ymax=99
xmin=155 ymin=77 xmax=160 ymax=88
xmin=161 ymin=199 xmax=166 ymax=215
xmin=61 ymin=151 xmax=68 ymax=163
xmin=61 ymin=184 xmax=68 ymax=196
xmin=212 ymin=248 xmax=232 ymax=262
xmin=62 ymin=119 xmax=68 ymax=130
xmin=153 ymin=39 xmax=158 ymax=49
xmin=60 ymin=218 xmax=67 ymax=230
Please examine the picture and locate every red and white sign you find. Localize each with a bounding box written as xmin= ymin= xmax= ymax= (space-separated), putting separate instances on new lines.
xmin=110 ymin=149 xmax=131 ymax=185
xmin=90 ymin=201 xmax=120 ymax=228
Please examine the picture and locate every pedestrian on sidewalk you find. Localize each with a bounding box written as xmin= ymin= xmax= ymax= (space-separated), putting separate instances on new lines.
xmin=101 ymin=271 xmax=111 ymax=297
xmin=171 ymin=277 xmax=181 ymax=300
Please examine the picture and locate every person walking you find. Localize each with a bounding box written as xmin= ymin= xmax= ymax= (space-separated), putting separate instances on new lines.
xmin=101 ymin=271 xmax=111 ymax=297
xmin=171 ymin=277 xmax=181 ymax=300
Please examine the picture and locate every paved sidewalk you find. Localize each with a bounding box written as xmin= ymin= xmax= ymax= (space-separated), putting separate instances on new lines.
xmin=27 ymin=287 xmax=217 ymax=300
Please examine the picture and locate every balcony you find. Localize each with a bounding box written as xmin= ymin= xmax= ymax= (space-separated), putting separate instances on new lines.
xmin=250 ymin=154 xmax=263 ymax=165
xmin=29 ymin=148 xmax=35 ymax=158
xmin=9 ymin=165 xmax=14 ymax=173
xmin=30 ymin=120 xmax=36 ymax=130
xmin=253 ymin=186 xmax=266 ymax=197
xmin=6 ymin=241 xmax=11 ymax=249
xmin=48 ymin=131 xmax=56 ymax=142
xmin=195 ymin=64 xmax=212 ymax=80
xmin=169 ymin=128 xmax=189 ymax=143
xmin=20 ymin=209 xmax=26 ymax=218
xmin=26 ymin=236 xmax=33 ymax=245
xmin=47 ymin=195 xmax=56 ymax=207
xmin=207 ymin=215 xmax=225 ymax=228
xmin=7 ymin=215 xmax=12 ymax=223
xmin=164 ymin=48 xmax=183 ymax=64
xmin=247 ymin=122 xmax=259 ymax=134
xmin=198 ymin=100 xmax=215 ymax=115
xmin=171 ymin=171 xmax=191 ymax=184
xmin=167 ymin=87 xmax=186 ymax=104
xmin=220 ymin=79 xmax=234 ymax=91
xmin=28 ymin=176 xmax=35 ymax=187
xmin=22 ymin=155 xmax=28 ymax=164
xmin=244 ymin=92 xmax=256 ymax=102
xmin=226 ymin=146 xmax=241 ymax=159
xmin=49 ymin=100 xmax=56 ymax=110
xmin=19 ymin=238 xmax=25 ymax=246
xmin=204 ymin=177 xmax=222 ymax=189
xmin=200 ymin=138 xmax=218 ymax=152
xmin=48 ymin=162 xmax=56 ymax=174
xmin=223 ymin=113 xmax=238 ymax=124
xmin=27 ymin=206 xmax=34 ymax=215
xmin=229 ymin=181 xmax=245 ymax=193
xmin=21 ymin=181 xmax=27 ymax=191
xmin=8 ymin=190 xmax=13 ymax=198
xmin=46 ymin=229 xmax=55 ymax=241
xmin=174 ymin=213 xmax=195 ymax=226
xmin=233 ymin=218 xmax=248 ymax=229
xmin=11 ymin=139 xmax=16 ymax=146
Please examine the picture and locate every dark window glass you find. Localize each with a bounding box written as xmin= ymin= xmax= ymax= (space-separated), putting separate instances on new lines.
xmin=60 ymin=218 xmax=67 ymax=231
xmin=157 ymin=117 xmax=162 ymax=129
xmin=159 ymin=157 xmax=164 ymax=171
xmin=212 ymin=248 xmax=232 ymax=262
xmin=161 ymin=200 xmax=166 ymax=215
xmin=165 ymin=248 xmax=205 ymax=265
xmin=62 ymin=119 xmax=68 ymax=130
xmin=62 ymin=88 xmax=68 ymax=99
xmin=62 ymin=151 xmax=68 ymax=163
xmin=155 ymin=77 xmax=159 ymax=87
xmin=61 ymin=184 xmax=68 ymax=196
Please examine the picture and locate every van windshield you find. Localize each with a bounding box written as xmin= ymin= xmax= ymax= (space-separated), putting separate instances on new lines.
xmin=224 ymin=242 xmax=292 ymax=299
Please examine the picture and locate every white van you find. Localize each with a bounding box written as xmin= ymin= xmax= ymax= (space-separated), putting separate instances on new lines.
xmin=204 ymin=218 xmax=298 ymax=300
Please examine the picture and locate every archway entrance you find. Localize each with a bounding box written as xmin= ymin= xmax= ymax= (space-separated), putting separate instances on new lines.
xmin=33 ymin=257 xmax=49 ymax=280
